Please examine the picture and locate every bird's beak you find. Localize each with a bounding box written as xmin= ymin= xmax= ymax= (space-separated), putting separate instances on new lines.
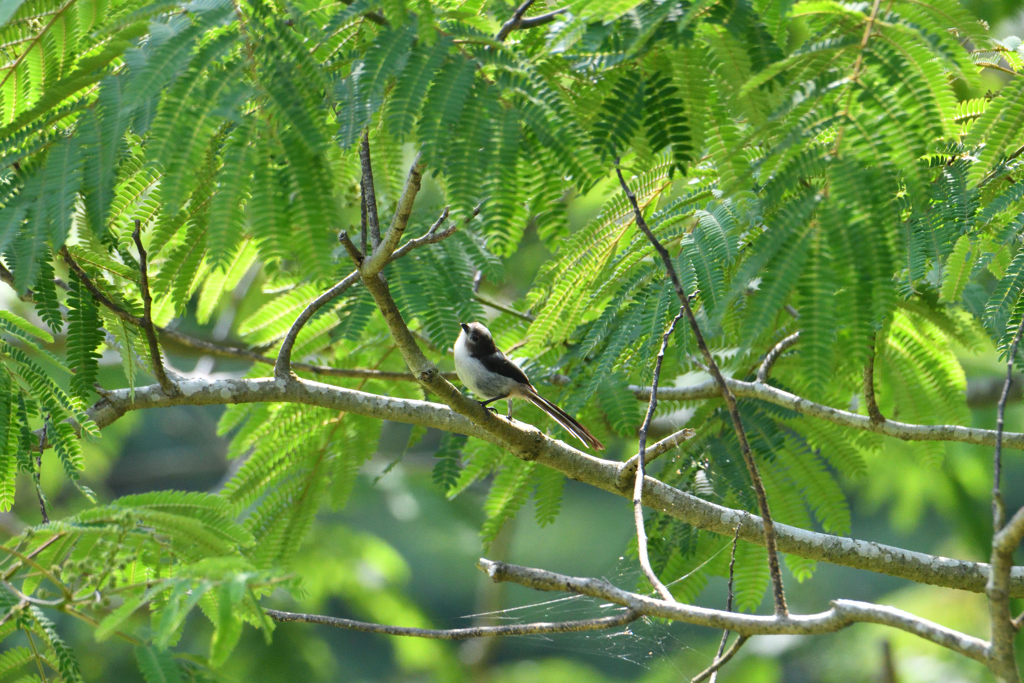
xmin=460 ymin=322 xmax=470 ymax=334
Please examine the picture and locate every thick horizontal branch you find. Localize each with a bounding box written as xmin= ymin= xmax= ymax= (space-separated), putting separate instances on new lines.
xmin=85 ymin=377 xmax=1024 ymax=597
xmin=264 ymin=607 xmax=638 ymax=639
xmin=479 ymin=559 xmax=991 ymax=664
xmin=634 ymin=378 xmax=1024 ymax=449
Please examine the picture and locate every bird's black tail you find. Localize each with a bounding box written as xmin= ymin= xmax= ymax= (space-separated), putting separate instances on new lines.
xmin=523 ymin=390 xmax=605 ymax=450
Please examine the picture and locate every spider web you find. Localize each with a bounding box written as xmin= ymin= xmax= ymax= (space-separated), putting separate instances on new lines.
xmin=456 ymin=545 xmax=734 ymax=673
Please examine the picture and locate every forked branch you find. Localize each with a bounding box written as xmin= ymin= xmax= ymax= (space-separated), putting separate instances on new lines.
xmin=70 ymin=378 xmax=1024 ymax=597
xmin=634 ymin=307 xmax=685 ymax=602
xmin=615 ymin=163 xmax=788 ymax=617
xmin=987 ymin=315 xmax=1024 ymax=682
xmin=618 ymin=427 xmax=696 ymax=489
xmin=479 ymin=559 xmax=990 ymax=663
xmin=131 ymin=221 xmax=177 ymax=396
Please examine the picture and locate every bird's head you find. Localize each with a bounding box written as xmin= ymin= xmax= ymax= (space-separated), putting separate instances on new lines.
xmin=459 ymin=322 xmax=495 ymax=354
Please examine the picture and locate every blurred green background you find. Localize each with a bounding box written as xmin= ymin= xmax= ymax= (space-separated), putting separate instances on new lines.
xmin=8 ymin=2 xmax=1024 ymax=681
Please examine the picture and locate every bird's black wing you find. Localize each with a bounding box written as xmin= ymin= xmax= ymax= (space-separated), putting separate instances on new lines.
xmin=477 ymin=350 xmax=531 ymax=386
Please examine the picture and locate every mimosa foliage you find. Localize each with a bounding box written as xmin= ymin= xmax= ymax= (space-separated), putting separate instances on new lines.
xmin=0 ymin=0 xmax=1016 ymax=673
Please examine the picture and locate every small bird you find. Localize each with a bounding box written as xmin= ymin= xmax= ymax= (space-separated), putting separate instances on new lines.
xmin=454 ymin=322 xmax=604 ymax=450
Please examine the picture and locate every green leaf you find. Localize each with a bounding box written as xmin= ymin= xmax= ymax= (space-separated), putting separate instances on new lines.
xmin=209 ymin=577 xmax=245 ymax=667
xmin=135 ymin=646 xmax=184 ymax=683
xmin=0 ymin=310 xmax=53 ymax=343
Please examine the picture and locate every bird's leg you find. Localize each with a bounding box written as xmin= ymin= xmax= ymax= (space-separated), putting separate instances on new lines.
xmin=478 ymin=396 xmax=502 ymax=414
xmin=506 ymin=398 xmax=513 ymax=419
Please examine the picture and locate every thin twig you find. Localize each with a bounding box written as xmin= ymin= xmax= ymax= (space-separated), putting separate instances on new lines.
xmin=34 ymin=426 xmax=47 ymax=524
xmin=360 ymin=132 xmax=382 ymax=251
xmin=1 ymin=533 xmax=65 ymax=581
xmin=275 ymin=272 xmax=361 ymax=380
xmin=693 ymin=636 xmax=749 ymax=683
xmin=635 ymin=308 xmax=685 ymax=602
xmin=389 ymin=205 xmax=457 ymax=261
xmin=618 ymin=427 xmax=696 ymax=489
xmin=864 ymin=334 xmax=884 ymax=424
xmin=362 ymin=154 xmax=424 ymax=275
xmin=880 ymin=640 xmax=898 ymax=683
xmin=994 ymin=316 xmax=1024 ymax=532
xmin=706 ymin=526 xmax=741 ymax=683
xmin=59 ymin=247 xmax=140 ymax=327
xmin=977 ymin=61 xmax=1019 ymax=77
xmin=495 ymin=0 xmax=536 ymax=41
xmin=265 ymin=607 xmax=640 ymax=639
xmin=0 ymin=262 xmax=33 ymax=302
xmin=24 ymin=628 xmax=47 ymax=683
xmin=615 ymin=163 xmax=788 ymax=617
xmin=0 ymin=541 xmax=69 ymax=599
xmin=756 ymin=331 xmax=800 ymax=383
xmin=36 ymin=229 xmax=456 ymax=384
xmin=833 ymin=0 xmax=883 ymax=156
xmin=473 ymin=293 xmax=534 ymax=322
xmin=0 ymin=600 xmax=26 ymax=630
xmin=516 ymin=8 xmax=566 ymax=29
xmin=360 ymin=175 xmax=368 ymax=254
xmin=340 ymin=231 xmax=364 ymax=266
xmin=130 ymin=222 xmax=176 ymax=395
xmin=0 ymin=580 xmax=64 ymax=607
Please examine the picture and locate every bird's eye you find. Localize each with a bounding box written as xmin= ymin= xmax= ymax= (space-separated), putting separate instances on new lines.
xmin=471 ymin=334 xmax=479 ymax=342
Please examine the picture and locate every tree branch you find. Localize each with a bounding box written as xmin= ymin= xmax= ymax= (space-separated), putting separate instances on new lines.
xmin=83 ymin=378 xmax=1024 ymax=597
xmin=756 ymin=331 xmax=799 ymax=384
xmin=618 ymin=427 xmax=696 ymax=489
xmin=479 ymin=559 xmax=990 ymax=663
xmin=515 ymin=8 xmax=566 ymax=30
xmin=989 ymin=504 xmax=1024 ymax=680
xmin=635 ymin=308 xmax=685 ymax=602
xmin=59 ymin=247 xmax=142 ymax=327
xmin=264 ymin=607 xmax=639 ymax=639
xmin=34 ymin=427 xmax=47 ymax=524
xmin=389 ymin=206 xmax=450 ymax=261
xmin=633 ymin=377 xmax=1024 ymax=450
xmin=865 ymin=333 xmax=884 ymax=424
xmin=0 ymin=262 xmax=34 ymax=302
xmin=705 ymin=527 xmax=741 ymax=683
xmin=987 ymin=316 xmax=1024 ymax=682
xmin=360 ymin=132 xmax=382 ymax=251
xmin=994 ymin=318 xmax=1024 ymax=532
xmin=274 ymin=272 xmax=360 ymax=380
xmin=362 ymin=154 xmax=424 ymax=275
xmin=20 ymin=222 xmax=455 ymax=386
xmin=694 ymin=635 xmax=747 ymax=683
xmin=615 ymin=163 xmax=788 ymax=617
xmin=131 ymin=222 xmax=177 ymax=395
xmin=495 ymin=0 xmax=534 ymax=41
xmin=473 ymin=293 xmax=535 ymax=322
xmin=277 ymin=203 xmax=468 ymax=381
xmin=340 ymin=231 xmax=364 ymax=267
